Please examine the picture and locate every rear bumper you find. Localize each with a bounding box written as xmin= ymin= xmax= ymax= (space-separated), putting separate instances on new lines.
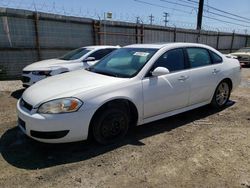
xmin=17 ymin=99 xmax=96 ymax=143
xmin=239 ymin=60 xmax=250 ymax=65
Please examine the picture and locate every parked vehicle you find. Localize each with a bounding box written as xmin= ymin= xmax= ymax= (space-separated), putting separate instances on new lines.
xmin=228 ymin=47 xmax=250 ymax=66
xmin=17 ymin=43 xmax=241 ymax=144
xmin=21 ymin=45 xmax=119 ymax=87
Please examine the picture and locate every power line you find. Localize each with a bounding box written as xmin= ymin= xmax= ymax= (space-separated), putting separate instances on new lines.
xmin=203 ymin=15 xmax=250 ymax=28
xmin=160 ymin=0 xmax=197 ymax=10
xmin=184 ymin=0 xmax=250 ymax=21
xmin=134 ymin=0 xmax=250 ymax=29
xmin=206 ymin=10 xmax=250 ymax=24
xmin=159 ymin=0 xmax=250 ymax=24
xmin=133 ymin=0 xmax=193 ymax=15
xmin=177 ymin=0 xmax=198 ymax=5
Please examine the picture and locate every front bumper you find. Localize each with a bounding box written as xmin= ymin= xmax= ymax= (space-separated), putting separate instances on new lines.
xmin=239 ymin=60 xmax=250 ymax=65
xmin=17 ymin=99 xmax=96 ymax=143
xmin=22 ymin=72 xmax=47 ymax=87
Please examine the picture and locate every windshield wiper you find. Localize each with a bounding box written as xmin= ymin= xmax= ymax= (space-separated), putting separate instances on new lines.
xmin=86 ymin=67 xmax=124 ymax=78
xmin=86 ymin=67 xmax=117 ymax=77
xmin=93 ymin=70 xmax=118 ymax=77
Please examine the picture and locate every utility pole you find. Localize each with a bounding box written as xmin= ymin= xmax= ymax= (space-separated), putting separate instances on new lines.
xmin=103 ymin=12 xmax=106 ymax=45
xmin=163 ymin=12 xmax=169 ymax=27
xmin=136 ymin=16 xmax=140 ymax=24
xmin=196 ymin=0 xmax=204 ymax=30
xmin=149 ymin=14 xmax=154 ymax=25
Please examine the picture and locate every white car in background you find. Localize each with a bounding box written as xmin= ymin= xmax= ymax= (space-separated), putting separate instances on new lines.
xmin=17 ymin=43 xmax=241 ymax=144
xmin=21 ymin=45 xmax=119 ymax=87
xmin=228 ymin=47 xmax=250 ymax=66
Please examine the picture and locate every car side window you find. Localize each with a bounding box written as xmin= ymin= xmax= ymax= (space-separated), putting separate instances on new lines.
xmin=186 ymin=48 xmax=212 ymax=68
xmin=209 ymin=50 xmax=223 ymax=64
xmin=89 ymin=49 xmax=115 ymax=60
xmin=153 ymin=48 xmax=185 ymax=72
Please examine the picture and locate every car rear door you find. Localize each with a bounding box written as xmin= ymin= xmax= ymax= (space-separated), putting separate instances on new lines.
xmin=185 ymin=47 xmax=223 ymax=105
xmin=142 ymin=48 xmax=190 ymax=119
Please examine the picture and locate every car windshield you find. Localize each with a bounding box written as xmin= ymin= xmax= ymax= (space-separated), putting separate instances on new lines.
xmin=236 ymin=48 xmax=250 ymax=53
xmin=59 ymin=48 xmax=91 ymax=60
xmin=87 ymin=48 xmax=158 ymax=78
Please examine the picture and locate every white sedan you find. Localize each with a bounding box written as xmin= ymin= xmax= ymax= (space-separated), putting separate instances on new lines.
xmin=21 ymin=45 xmax=119 ymax=87
xmin=17 ymin=43 xmax=241 ymax=144
xmin=228 ymin=47 xmax=250 ymax=66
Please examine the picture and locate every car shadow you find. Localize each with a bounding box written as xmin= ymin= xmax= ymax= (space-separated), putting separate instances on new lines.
xmin=0 ymin=101 xmax=235 ymax=170
xmin=11 ymin=88 xmax=25 ymax=99
xmin=241 ymin=64 xmax=250 ymax=68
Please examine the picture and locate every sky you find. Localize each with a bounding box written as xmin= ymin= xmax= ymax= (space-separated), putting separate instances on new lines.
xmin=1 ymin=0 xmax=250 ymax=33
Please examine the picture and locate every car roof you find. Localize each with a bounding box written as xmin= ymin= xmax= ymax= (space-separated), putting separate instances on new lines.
xmin=82 ymin=45 xmax=120 ymax=49
xmin=124 ymin=42 xmax=213 ymax=49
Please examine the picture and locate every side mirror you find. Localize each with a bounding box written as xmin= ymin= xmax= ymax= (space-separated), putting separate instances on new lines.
xmin=83 ymin=57 xmax=95 ymax=62
xmin=151 ymin=67 xmax=170 ymax=77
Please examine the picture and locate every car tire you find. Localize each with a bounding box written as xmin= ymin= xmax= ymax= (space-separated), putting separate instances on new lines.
xmin=92 ymin=107 xmax=129 ymax=145
xmin=211 ymin=80 xmax=231 ymax=108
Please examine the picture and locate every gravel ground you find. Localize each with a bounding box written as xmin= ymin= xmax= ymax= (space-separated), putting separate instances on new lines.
xmin=0 ymin=80 xmax=23 ymax=92
xmin=0 ymin=68 xmax=249 ymax=188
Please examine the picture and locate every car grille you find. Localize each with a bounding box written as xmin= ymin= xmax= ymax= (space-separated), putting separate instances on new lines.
xmin=21 ymin=76 xmax=30 ymax=83
xmin=23 ymin=71 xmax=31 ymax=74
xmin=20 ymin=98 xmax=33 ymax=111
xmin=30 ymin=130 xmax=69 ymax=139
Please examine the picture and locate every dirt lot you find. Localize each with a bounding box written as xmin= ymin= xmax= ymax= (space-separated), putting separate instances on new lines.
xmin=0 ymin=68 xmax=249 ymax=188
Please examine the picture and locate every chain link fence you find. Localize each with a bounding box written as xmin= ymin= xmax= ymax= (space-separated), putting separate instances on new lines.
xmin=0 ymin=7 xmax=249 ymax=79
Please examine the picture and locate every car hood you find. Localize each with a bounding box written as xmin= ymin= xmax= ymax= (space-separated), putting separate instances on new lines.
xmin=22 ymin=70 xmax=127 ymax=107
xmin=23 ymin=59 xmax=76 ymax=71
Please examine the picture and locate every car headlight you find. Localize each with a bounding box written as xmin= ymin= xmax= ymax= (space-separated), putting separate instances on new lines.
xmin=32 ymin=70 xmax=51 ymax=76
xmin=37 ymin=98 xmax=83 ymax=114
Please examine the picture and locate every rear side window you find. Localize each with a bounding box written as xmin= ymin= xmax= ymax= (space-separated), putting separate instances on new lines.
xmin=209 ymin=50 xmax=223 ymax=64
xmin=153 ymin=48 xmax=185 ymax=72
xmin=186 ymin=48 xmax=212 ymax=68
xmin=89 ymin=49 xmax=116 ymax=60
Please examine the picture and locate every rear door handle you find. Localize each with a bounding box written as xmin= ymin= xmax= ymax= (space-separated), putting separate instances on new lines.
xmin=212 ymin=69 xmax=220 ymax=74
xmin=178 ymin=75 xmax=189 ymax=81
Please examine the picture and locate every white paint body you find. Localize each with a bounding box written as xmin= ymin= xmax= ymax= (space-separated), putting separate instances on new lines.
xmin=22 ymin=45 xmax=119 ymax=86
xmin=17 ymin=43 xmax=241 ymax=143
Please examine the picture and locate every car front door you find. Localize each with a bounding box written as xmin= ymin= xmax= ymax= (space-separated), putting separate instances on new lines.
xmin=142 ymin=48 xmax=190 ymax=119
xmin=185 ymin=47 xmax=222 ymax=105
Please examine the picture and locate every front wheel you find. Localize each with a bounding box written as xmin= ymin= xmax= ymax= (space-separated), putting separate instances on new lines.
xmin=92 ymin=108 xmax=129 ymax=145
xmin=211 ymin=81 xmax=231 ymax=108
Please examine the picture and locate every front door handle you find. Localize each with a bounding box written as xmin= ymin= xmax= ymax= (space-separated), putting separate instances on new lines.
xmin=178 ymin=75 xmax=189 ymax=81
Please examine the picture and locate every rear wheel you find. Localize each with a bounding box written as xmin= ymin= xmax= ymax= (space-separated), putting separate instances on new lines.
xmin=211 ymin=81 xmax=231 ymax=108
xmin=92 ymin=107 xmax=129 ymax=145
